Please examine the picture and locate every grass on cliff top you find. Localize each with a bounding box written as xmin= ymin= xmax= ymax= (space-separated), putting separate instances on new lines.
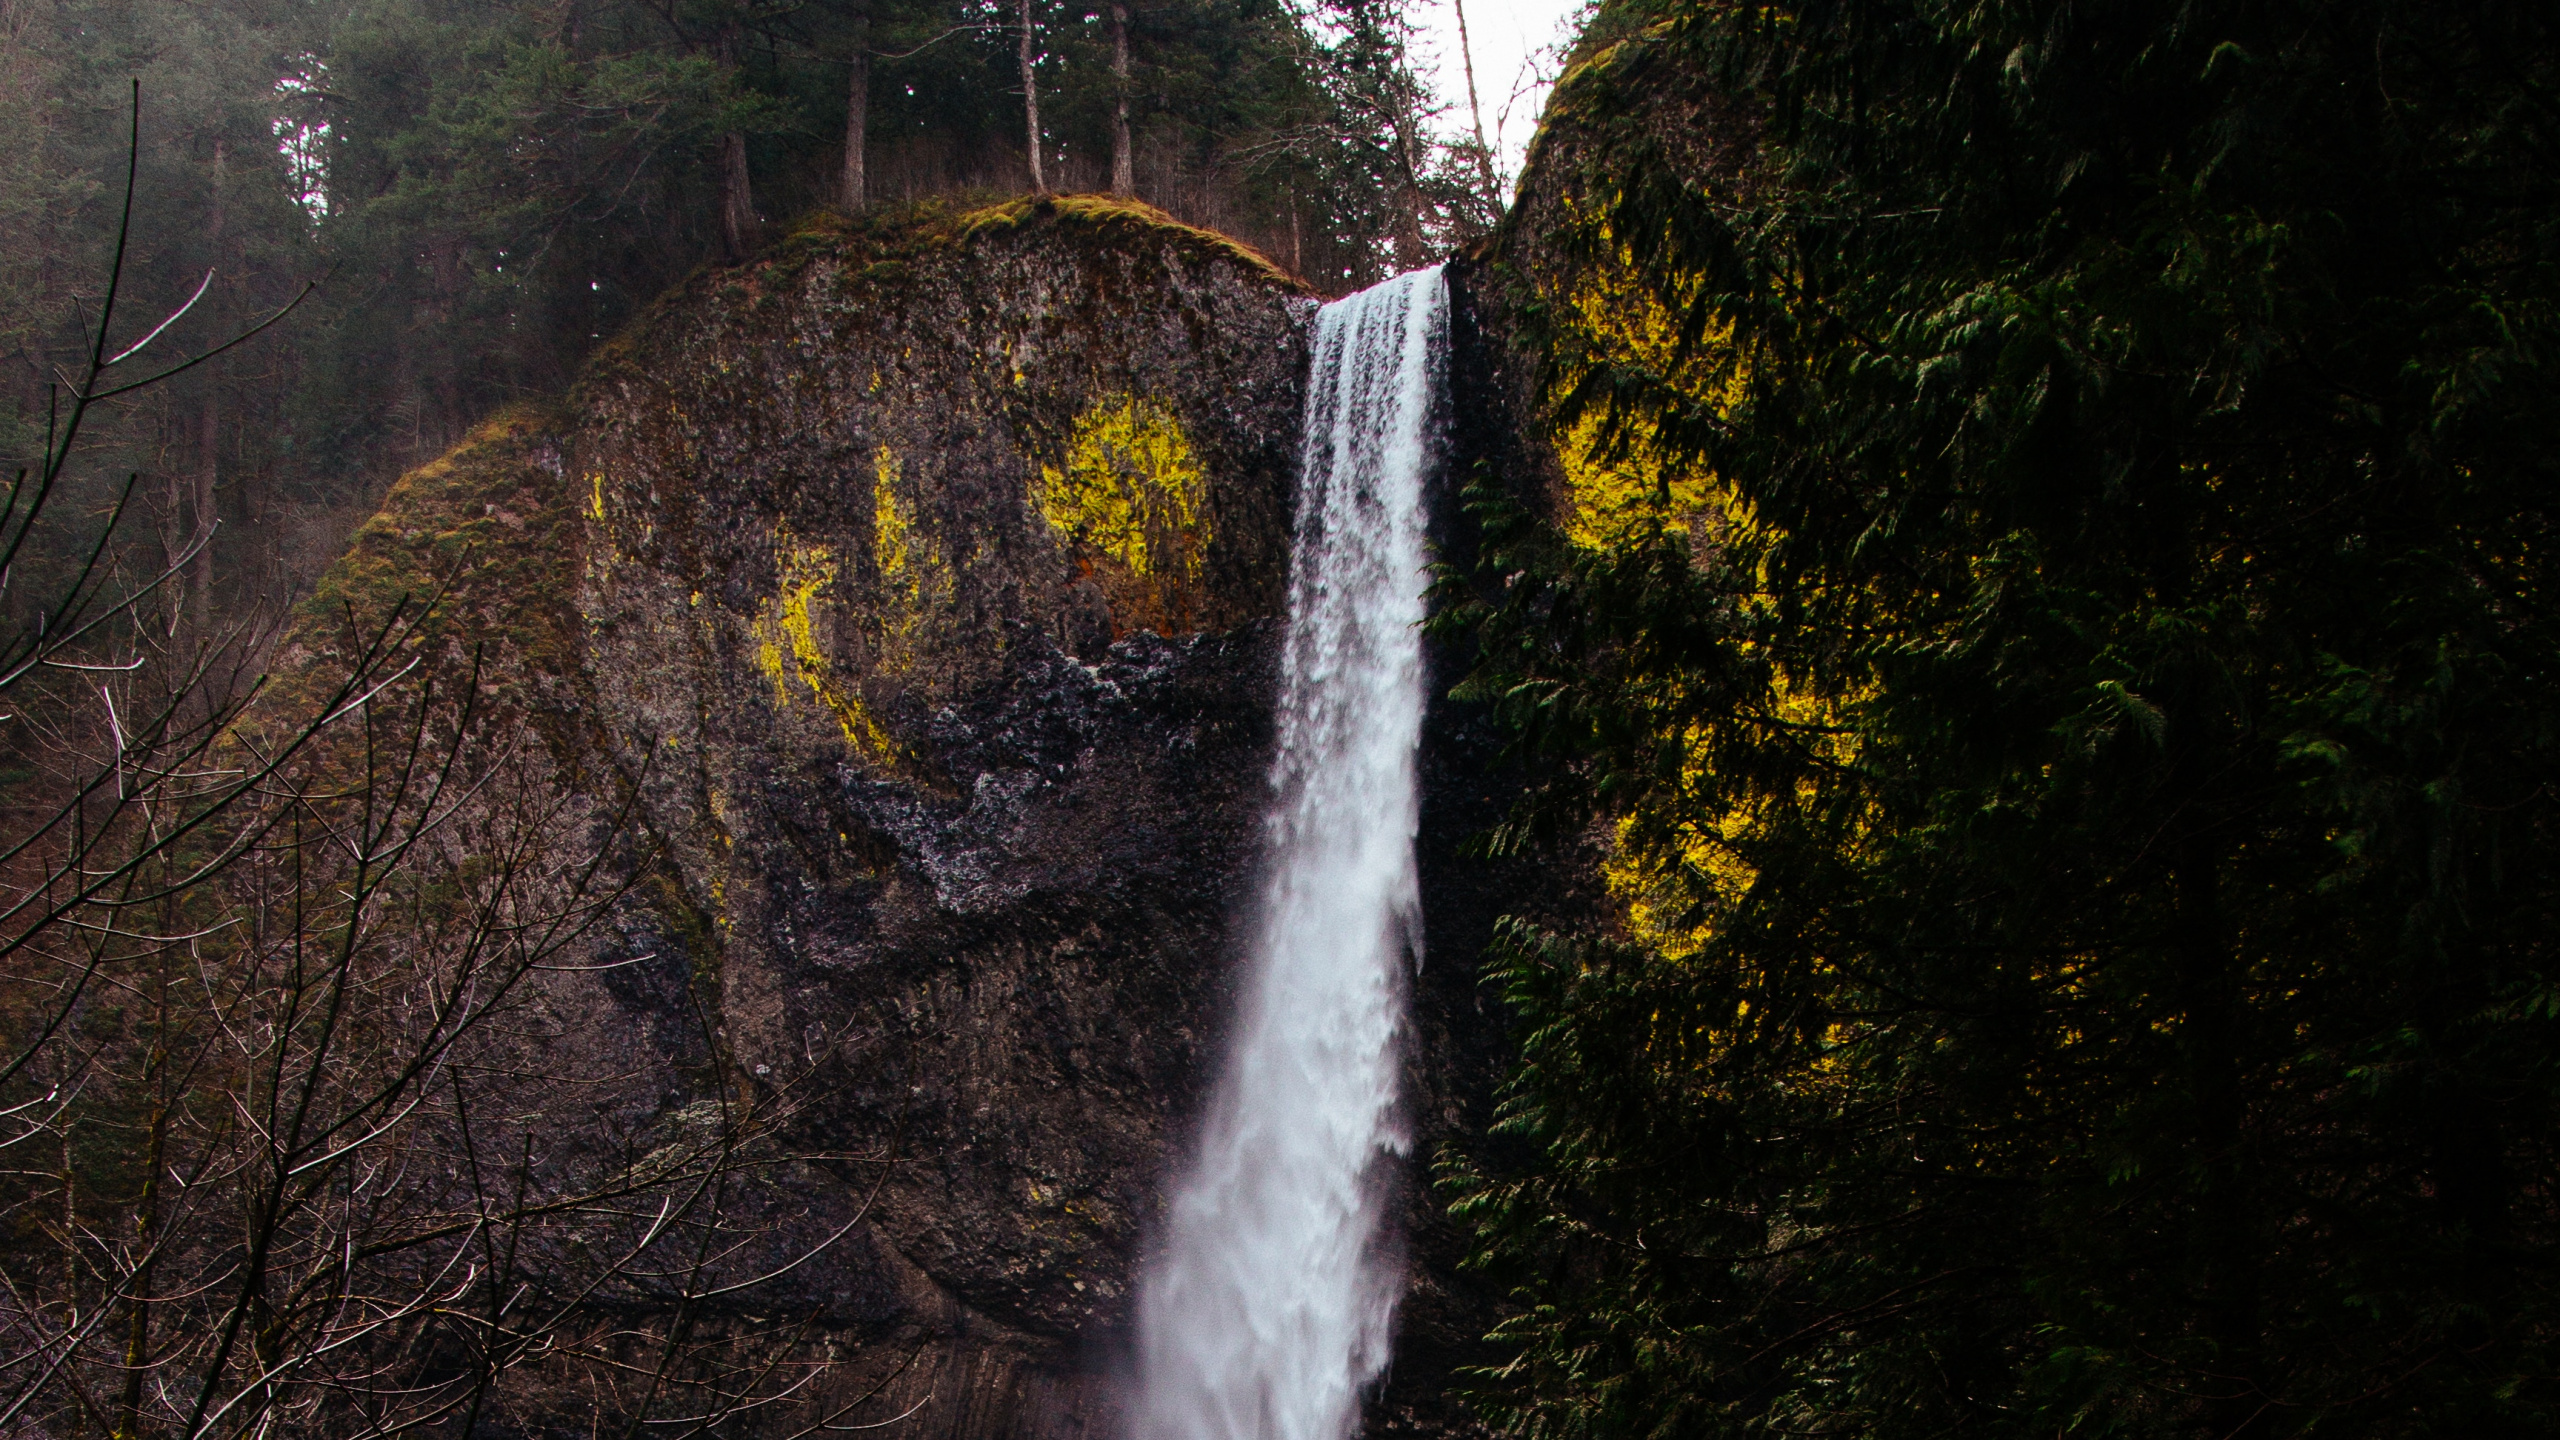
xmin=775 ymin=191 xmax=1303 ymax=290
xmin=943 ymin=193 xmax=1306 ymax=291
xmin=581 ymin=193 xmax=1302 ymax=387
xmin=772 ymin=191 xmax=1304 ymax=290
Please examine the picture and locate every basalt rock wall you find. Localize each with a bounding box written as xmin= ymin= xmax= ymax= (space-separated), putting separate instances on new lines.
xmin=293 ymin=198 xmax=1528 ymax=1440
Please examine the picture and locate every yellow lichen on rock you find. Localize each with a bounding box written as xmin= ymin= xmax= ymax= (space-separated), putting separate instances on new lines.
xmin=1552 ymin=248 xmax=1751 ymax=553
xmin=1605 ymin=764 xmax=1758 ymax=966
xmin=1038 ymin=395 xmax=1209 ymax=580
xmin=750 ymin=529 xmax=896 ymax=761
xmin=874 ymin=445 xmax=915 ymax=597
xmin=868 ymin=444 xmax=952 ymax=666
xmin=1536 ymin=239 xmax=1872 ymax=977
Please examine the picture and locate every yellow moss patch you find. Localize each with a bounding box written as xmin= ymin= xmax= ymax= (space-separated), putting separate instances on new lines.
xmin=1606 ymin=668 xmax=1871 ymax=978
xmin=1038 ymin=395 xmax=1210 ymax=580
xmin=1554 ymin=247 xmax=1752 ymax=552
xmin=749 ymin=529 xmax=896 ymax=762
xmin=867 ymin=444 xmax=953 ymax=665
xmin=874 ymin=446 xmax=915 ymax=595
xmin=1606 ymin=787 xmax=1756 ymax=966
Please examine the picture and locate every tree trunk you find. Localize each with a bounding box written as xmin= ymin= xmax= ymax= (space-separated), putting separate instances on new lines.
xmin=842 ymin=5 xmax=871 ymax=211
xmin=1388 ymin=113 xmax=1427 ymax=268
xmin=191 ymin=136 xmax=224 ymax=652
xmin=722 ymin=129 xmax=758 ymax=256
xmin=1019 ymin=0 xmax=1046 ymax=194
xmin=161 ymin=450 xmax=185 ymax=642
xmin=114 ymin=960 xmax=173 ymax=1440
xmin=193 ymin=366 xmax=216 ymax=648
xmin=1451 ymin=0 xmax=1499 ymax=201
xmin=1109 ymin=3 xmax=1133 ymax=198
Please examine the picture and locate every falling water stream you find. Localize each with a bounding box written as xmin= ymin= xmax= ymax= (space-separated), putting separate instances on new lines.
xmin=1131 ymin=266 xmax=1448 ymax=1440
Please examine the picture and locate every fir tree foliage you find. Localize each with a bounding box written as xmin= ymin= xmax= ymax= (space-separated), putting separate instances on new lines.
xmin=1446 ymin=0 xmax=2560 ymax=1435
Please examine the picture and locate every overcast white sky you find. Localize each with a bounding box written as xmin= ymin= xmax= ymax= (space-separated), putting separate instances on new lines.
xmin=1406 ymin=0 xmax=1592 ymax=191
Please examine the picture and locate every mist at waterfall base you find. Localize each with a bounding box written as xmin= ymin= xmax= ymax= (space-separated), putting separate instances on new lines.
xmin=1129 ymin=267 xmax=1449 ymax=1440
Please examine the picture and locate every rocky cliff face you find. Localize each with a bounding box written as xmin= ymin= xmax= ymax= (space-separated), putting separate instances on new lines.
xmin=295 ymin=197 xmax=1525 ymax=1440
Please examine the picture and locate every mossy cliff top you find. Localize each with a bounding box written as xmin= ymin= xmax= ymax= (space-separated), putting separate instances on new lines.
xmin=285 ymin=193 xmax=1311 ymax=760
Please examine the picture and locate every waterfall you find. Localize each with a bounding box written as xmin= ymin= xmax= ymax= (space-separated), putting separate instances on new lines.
xmin=1131 ymin=265 xmax=1447 ymax=1440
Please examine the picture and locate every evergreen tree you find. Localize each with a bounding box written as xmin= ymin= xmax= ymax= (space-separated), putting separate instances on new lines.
xmin=1448 ymin=1 xmax=2560 ymax=1435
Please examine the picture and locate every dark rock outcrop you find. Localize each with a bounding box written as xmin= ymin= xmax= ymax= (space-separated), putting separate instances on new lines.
xmin=291 ymin=196 xmax=1527 ymax=1440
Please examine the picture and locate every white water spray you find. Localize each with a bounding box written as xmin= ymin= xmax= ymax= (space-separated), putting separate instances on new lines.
xmin=1131 ymin=266 xmax=1447 ymax=1440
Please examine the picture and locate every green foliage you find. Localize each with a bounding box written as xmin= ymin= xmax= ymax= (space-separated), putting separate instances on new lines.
xmin=1448 ymin=1 xmax=2560 ymax=1435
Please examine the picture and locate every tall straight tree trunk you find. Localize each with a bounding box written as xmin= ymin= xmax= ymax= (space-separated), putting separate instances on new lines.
xmin=191 ymin=136 xmax=225 ymax=652
xmin=161 ymin=443 xmax=185 ymax=641
xmin=841 ymin=4 xmax=871 ymax=211
xmin=721 ymin=130 xmax=758 ymax=255
xmin=192 ymin=364 xmax=216 ymax=647
xmin=1109 ymin=3 xmax=1133 ymax=198
xmin=1388 ymin=114 xmax=1426 ymax=268
xmin=716 ymin=29 xmax=758 ymax=254
xmin=1451 ymin=0 xmax=1498 ymax=201
xmin=1019 ymin=0 xmax=1046 ymax=194
xmin=115 ymin=957 xmax=174 ymax=1440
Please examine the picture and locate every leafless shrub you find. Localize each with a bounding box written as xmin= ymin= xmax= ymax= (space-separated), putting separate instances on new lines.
xmin=0 ymin=89 xmax=889 ymax=1440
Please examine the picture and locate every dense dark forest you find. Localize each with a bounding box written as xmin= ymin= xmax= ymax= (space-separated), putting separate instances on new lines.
xmin=1447 ymin=0 xmax=2560 ymax=1435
